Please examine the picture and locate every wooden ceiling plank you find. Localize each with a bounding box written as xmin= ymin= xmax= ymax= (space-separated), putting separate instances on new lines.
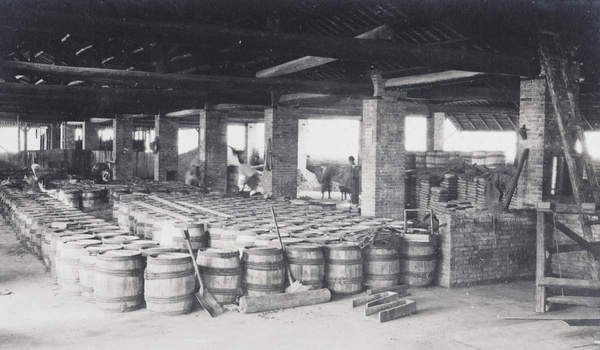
xmin=429 ymin=105 xmax=518 ymax=115
xmin=0 ymin=9 xmax=540 ymax=76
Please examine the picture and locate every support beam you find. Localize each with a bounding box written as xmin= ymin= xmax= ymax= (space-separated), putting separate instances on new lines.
xmin=256 ymin=24 xmax=394 ymax=78
xmin=406 ymin=87 xmax=520 ymax=102
xmin=386 ymin=71 xmax=487 ymax=90
xmin=1 ymin=60 xmax=372 ymax=96
xmin=154 ymin=111 xmax=179 ymax=181
xmin=0 ymin=10 xmax=540 ymax=76
xmin=429 ymin=105 xmax=519 ymax=115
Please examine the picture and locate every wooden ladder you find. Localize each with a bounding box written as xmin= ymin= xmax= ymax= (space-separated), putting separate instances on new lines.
xmin=536 ymin=31 xmax=600 ymax=312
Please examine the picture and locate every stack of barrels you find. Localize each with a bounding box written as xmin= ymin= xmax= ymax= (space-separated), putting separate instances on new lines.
xmin=1 ymin=184 xmax=442 ymax=318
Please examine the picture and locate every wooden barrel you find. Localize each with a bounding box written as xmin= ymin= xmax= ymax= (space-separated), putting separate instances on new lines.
xmin=286 ymin=243 xmax=325 ymax=289
xmin=144 ymin=252 xmax=196 ymax=315
xmin=57 ymin=239 xmax=102 ymax=295
xmin=94 ymin=250 xmax=145 ymax=312
xmin=485 ymin=151 xmax=506 ymax=169
xmin=363 ymin=241 xmax=400 ymax=288
xmin=81 ymin=188 xmax=108 ymax=209
xmin=196 ymin=249 xmax=243 ymax=305
xmin=61 ymin=189 xmax=82 ymax=209
xmin=324 ymin=243 xmax=363 ymax=294
xmin=241 ymin=246 xmax=285 ymax=296
xmin=122 ymin=240 xmax=160 ymax=251
xmin=159 ymin=221 xmax=205 ymax=251
xmin=79 ymin=245 xmax=123 ymax=302
xmin=52 ymin=232 xmax=95 ymax=279
xmin=398 ymin=239 xmax=436 ymax=287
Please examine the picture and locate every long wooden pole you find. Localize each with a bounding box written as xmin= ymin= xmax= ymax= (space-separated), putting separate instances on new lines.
xmin=504 ymin=148 xmax=529 ymax=210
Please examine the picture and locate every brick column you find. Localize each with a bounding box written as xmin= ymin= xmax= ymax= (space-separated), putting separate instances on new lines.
xmin=516 ymin=78 xmax=559 ymax=208
xmin=199 ymin=110 xmax=228 ymax=191
xmin=154 ymin=113 xmax=179 ymax=181
xmin=113 ymin=117 xmax=134 ymax=180
xmin=83 ymin=119 xmax=102 ymax=150
xmin=426 ymin=112 xmax=445 ymax=151
xmin=62 ymin=123 xmax=79 ymax=150
xmin=263 ymin=107 xmax=298 ymax=199
xmin=361 ymin=97 xmax=405 ymax=219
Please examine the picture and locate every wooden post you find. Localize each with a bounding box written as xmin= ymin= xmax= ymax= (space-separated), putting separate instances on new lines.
xmin=504 ymin=148 xmax=529 ymax=209
xmin=536 ymin=211 xmax=547 ymax=313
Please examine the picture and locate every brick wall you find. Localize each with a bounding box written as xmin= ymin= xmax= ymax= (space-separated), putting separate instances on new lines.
xmin=263 ymin=108 xmax=299 ymax=198
xmin=154 ymin=114 xmax=179 ymax=181
xmin=436 ymin=210 xmax=537 ymax=288
xmin=112 ymin=117 xmax=134 ymax=180
xmin=62 ymin=123 xmax=79 ymax=150
xmin=361 ymin=97 xmax=405 ymax=219
xmin=199 ymin=110 xmax=228 ymax=191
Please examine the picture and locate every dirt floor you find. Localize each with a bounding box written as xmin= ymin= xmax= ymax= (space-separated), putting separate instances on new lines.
xmin=2 ymin=216 xmax=600 ymax=350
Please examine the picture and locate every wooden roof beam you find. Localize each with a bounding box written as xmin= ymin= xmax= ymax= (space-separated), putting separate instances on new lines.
xmin=386 ymin=71 xmax=487 ymax=90
xmin=1 ymin=60 xmax=371 ymax=96
xmin=406 ymin=87 xmax=519 ymax=102
xmin=256 ymin=24 xmax=394 ymax=78
xmin=429 ymin=105 xmax=518 ymax=115
xmin=0 ymin=9 xmax=540 ymax=76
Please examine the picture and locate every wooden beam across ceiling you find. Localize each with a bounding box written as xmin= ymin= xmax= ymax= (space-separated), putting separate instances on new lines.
xmin=1 ymin=60 xmax=371 ymax=96
xmin=429 ymin=105 xmax=518 ymax=115
xmin=0 ymin=9 xmax=540 ymax=77
xmin=406 ymin=87 xmax=520 ymax=102
xmin=255 ymin=24 xmax=394 ymax=78
xmin=386 ymin=71 xmax=487 ymax=90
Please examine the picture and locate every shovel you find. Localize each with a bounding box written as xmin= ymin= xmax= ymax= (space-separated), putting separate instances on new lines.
xmin=182 ymin=224 xmax=224 ymax=317
xmin=270 ymin=206 xmax=312 ymax=293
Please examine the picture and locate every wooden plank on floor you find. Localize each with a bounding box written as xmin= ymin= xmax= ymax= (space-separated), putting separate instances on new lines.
xmin=376 ymin=300 xmax=417 ymax=323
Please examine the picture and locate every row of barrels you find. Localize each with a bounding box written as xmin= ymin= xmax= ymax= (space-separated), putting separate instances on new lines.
xmin=407 ymin=150 xmax=506 ymax=171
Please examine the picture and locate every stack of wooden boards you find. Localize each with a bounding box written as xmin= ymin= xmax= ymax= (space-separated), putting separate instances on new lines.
xmin=352 ymin=285 xmax=416 ymax=323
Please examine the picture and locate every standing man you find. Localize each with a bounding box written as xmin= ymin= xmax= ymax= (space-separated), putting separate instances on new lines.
xmin=348 ymin=156 xmax=360 ymax=204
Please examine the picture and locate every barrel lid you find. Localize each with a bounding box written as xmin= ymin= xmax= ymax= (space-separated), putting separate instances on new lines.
xmin=196 ymin=248 xmax=239 ymax=258
xmin=242 ymin=246 xmax=282 ymax=255
xmin=122 ymin=240 xmax=160 ymax=250
xmin=286 ymin=243 xmax=323 ymax=251
xmin=59 ymin=234 xmax=95 ymax=242
xmin=148 ymin=252 xmax=191 ymax=260
xmin=83 ymin=245 xmax=121 ymax=255
xmin=140 ymin=247 xmax=181 ymax=257
xmin=324 ymin=242 xmax=361 ymax=250
xmin=65 ymin=239 xmax=102 ymax=248
xmin=102 ymin=235 xmax=140 ymax=244
xmin=101 ymin=250 xmax=141 ymax=258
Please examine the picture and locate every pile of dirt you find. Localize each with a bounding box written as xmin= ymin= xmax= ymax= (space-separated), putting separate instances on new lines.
xmin=297 ymin=168 xmax=321 ymax=191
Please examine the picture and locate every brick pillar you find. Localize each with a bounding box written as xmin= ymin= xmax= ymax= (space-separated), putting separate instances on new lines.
xmin=83 ymin=119 xmax=102 ymax=150
xmin=361 ymin=97 xmax=406 ymax=219
xmin=516 ymin=78 xmax=559 ymax=208
xmin=263 ymin=107 xmax=298 ymax=199
xmin=154 ymin=113 xmax=179 ymax=181
xmin=426 ymin=112 xmax=445 ymax=151
xmin=113 ymin=117 xmax=134 ymax=180
xmin=199 ymin=110 xmax=228 ymax=191
xmin=62 ymin=123 xmax=79 ymax=150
